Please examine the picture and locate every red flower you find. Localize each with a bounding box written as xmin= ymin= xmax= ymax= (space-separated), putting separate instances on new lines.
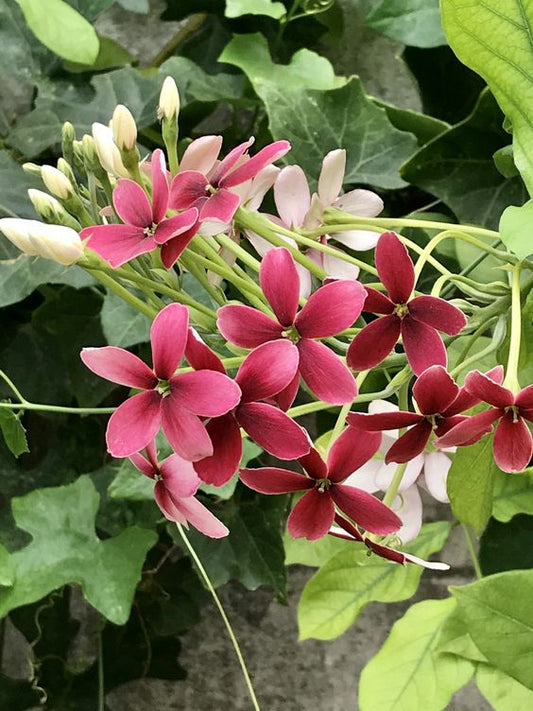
xmin=240 ymin=426 xmax=401 ymax=541
xmin=347 ymin=232 xmax=466 ymax=375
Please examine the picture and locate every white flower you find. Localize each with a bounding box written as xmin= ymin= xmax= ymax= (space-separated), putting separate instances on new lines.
xmin=0 ymin=218 xmax=83 ymax=265
xmin=41 ymin=165 xmax=74 ymax=199
xmin=112 ymin=104 xmax=137 ymax=151
xmin=91 ymin=123 xmax=129 ymax=178
xmin=158 ymin=76 xmax=180 ymax=120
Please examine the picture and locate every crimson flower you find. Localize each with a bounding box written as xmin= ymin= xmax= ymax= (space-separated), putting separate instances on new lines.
xmin=347 ymin=232 xmax=467 ymax=375
xmin=185 ymin=329 xmax=311 ymax=486
xmin=129 ymin=440 xmax=228 ymax=538
xmin=81 ymin=149 xmax=198 ymax=268
xmin=349 ymin=365 xmax=504 ymax=464
xmin=435 ymin=370 xmax=533 ymax=472
xmin=240 ymin=426 xmax=401 ymax=541
xmin=81 ymin=303 xmax=241 ymax=460
xmin=217 ymin=247 xmax=366 ymax=404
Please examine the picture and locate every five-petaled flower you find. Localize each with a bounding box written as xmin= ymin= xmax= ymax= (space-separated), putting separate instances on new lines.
xmin=347 ymin=232 xmax=467 ymax=375
xmin=81 ymin=303 xmax=241 ymax=460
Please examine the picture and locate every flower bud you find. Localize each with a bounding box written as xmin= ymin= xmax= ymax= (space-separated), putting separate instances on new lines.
xmin=158 ymin=76 xmax=180 ymax=121
xmin=28 ymin=189 xmax=80 ymax=230
xmin=112 ymin=104 xmax=137 ymax=151
xmin=41 ymin=165 xmax=74 ymax=199
xmin=0 ymin=218 xmax=84 ymax=265
xmin=92 ymin=122 xmax=129 ymax=178
xmin=57 ymin=158 xmax=76 ymax=184
xmin=22 ymin=162 xmax=42 ymax=178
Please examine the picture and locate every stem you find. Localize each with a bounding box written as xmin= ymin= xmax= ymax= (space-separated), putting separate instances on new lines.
xmin=504 ymin=263 xmax=523 ymax=392
xmin=97 ymin=631 xmax=105 ymax=711
xmin=176 ymin=524 xmax=261 ymax=711
xmin=0 ymin=401 xmax=115 ymax=414
xmin=382 ymin=463 xmax=408 ymax=508
xmin=328 ymin=403 xmax=352 ymax=453
xmin=151 ymin=13 xmax=208 ymax=67
xmin=461 ymin=523 xmax=483 ymax=580
xmin=87 ymin=269 xmax=158 ymax=319
xmin=0 ymin=369 xmax=28 ymax=403
xmin=215 ymin=234 xmax=261 ymax=273
xmin=441 ymin=238 xmax=503 ymax=298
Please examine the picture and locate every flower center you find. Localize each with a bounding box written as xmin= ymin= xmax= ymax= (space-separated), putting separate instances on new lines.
xmin=425 ymin=413 xmax=442 ymax=430
xmin=314 ymin=478 xmax=331 ymax=493
xmin=394 ymin=303 xmax=409 ymax=318
xmin=143 ymin=223 xmax=157 ymax=237
xmin=281 ymin=325 xmax=300 ymax=343
xmin=504 ymin=404 xmax=520 ymax=423
xmin=156 ymin=379 xmax=172 ymax=397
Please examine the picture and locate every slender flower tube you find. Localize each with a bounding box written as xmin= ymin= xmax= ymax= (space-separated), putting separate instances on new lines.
xmin=0 ymin=218 xmax=83 ymax=265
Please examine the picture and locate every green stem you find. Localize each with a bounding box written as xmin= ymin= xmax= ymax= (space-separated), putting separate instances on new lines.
xmin=87 ymin=269 xmax=158 ymax=319
xmin=441 ymin=238 xmax=503 ymax=298
xmin=504 ymin=263 xmax=523 ymax=392
xmin=382 ymin=463 xmax=408 ymax=508
xmin=0 ymin=401 xmax=115 ymax=414
xmin=97 ymin=631 xmax=105 ymax=711
xmin=176 ymin=524 xmax=261 ymax=711
xmin=461 ymin=523 xmax=483 ymax=580
xmin=328 ymin=403 xmax=352 ymax=453
xmin=215 ymin=233 xmax=262 ymax=273
xmin=450 ymin=316 xmax=507 ymax=379
xmin=0 ymin=369 xmax=28 ymax=403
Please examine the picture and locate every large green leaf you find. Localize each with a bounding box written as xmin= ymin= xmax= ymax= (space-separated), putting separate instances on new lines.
xmin=100 ymin=290 xmax=151 ymax=348
xmin=479 ymin=515 xmax=533 ymax=575
xmin=435 ymin=604 xmax=488 ymax=662
xmin=359 ymin=598 xmax=474 ymax=711
xmin=452 ymin=570 xmax=533 ymax=689
xmin=441 ymin=0 xmax=533 ymax=197
xmin=284 ymin=531 xmax=352 ymax=568
xmin=225 ymin=0 xmax=285 ymax=19
xmin=476 ymin=664 xmax=533 ymax=710
xmin=0 ymin=407 xmax=28 ymax=457
xmin=0 ymin=543 xmax=13 ymax=586
xmin=499 ymin=200 xmax=533 ymax=261
xmin=0 ymin=476 xmax=157 ymax=624
xmin=492 ymin=468 xmax=533 ymax=522
xmin=365 ymin=0 xmax=446 ymax=48
xmin=298 ymin=521 xmax=451 ymax=640
xmin=0 ymin=152 xmax=42 ymax=218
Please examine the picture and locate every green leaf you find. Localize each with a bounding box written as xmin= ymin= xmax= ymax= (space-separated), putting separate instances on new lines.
xmin=63 ymin=35 xmax=135 ymax=72
xmin=0 ymin=407 xmax=28 ymax=457
xmin=298 ymin=521 xmax=451 ymax=640
xmin=441 ymin=0 xmax=533 ymax=197
xmin=493 ymin=145 xmax=519 ymax=179
xmin=492 ymin=468 xmax=533 ymax=522
xmin=402 ymin=90 xmax=527 ymax=229
xmin=100 ymin=290 xmax=151 ymax=348
xmin=108 ymin=459 xmax=155 ymax=502
xmin=365 ymin=0 xmax=446 ymax=48
xmin=199 ymin=439 xmax=261 ymax=499
xmin=0 ymin=476 xmax=157 ymax=624
xmin=479 ymin=515 xmax=533 ymax=575
xmin=373 ymin=99 xmax=450 ymax=145
xmin=359 ymin=598 xmax=474 ymax=711
xmin=284 ymin=532 xmax=352 ymax=568
xmin=447 ymin=435 xmax=500 ymax=534
xmin=0 ymin=152 xmax=42 ymax=218
xmin=225 ymin=0 xmax=285 ymax=19
xmin=499 ymin=200 xmax=533 ymax=261
xmin=0 ymin=543 xmax=14 ymax=587
xmin=17 ymin=0 xmax=99 ymax=64
xmin=116 ymin=0 xmax=149 ymax=11
xmin=452 ymin=570 xmax=533 ymax=689
xmin=436 ymin=604 xmax=488 ymax=663
xmin=476 ymin=664 xmax=533 ymax=711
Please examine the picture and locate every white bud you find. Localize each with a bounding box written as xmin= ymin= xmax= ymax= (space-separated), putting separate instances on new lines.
xmin=91 ymin=122 xmax=129 ymax=178
xmin=112 ymin=104 xmax=137 ymax=151
xmin=158 ymin=76 xmax=180 ymax=120
xmin=41 ymin=165 xmax=74 ymax=199
xmin=0 ymin=218 xmax=84 ymax=265
xmin=28 ymin=189 xmax=63 ymax=217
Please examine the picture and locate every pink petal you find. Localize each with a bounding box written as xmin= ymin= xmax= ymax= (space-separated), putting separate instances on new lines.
xmin=435 ymin=408 xmax=502 ymax=447
xmin=271 ymin=371 xmax=300 ymax=411
xmin=422 ymin=451 xmax=451 ymax=503
xmin=408 ymin=296 xmax=467 ymax=335
xmin=297 ymin=338 xmax=357 ymax=405
xmin=154 ymin=483 xmax=187 ymax=525
xmin=173 ymin=495 xmax=229 ymax=538
xmin=362 ymin=287 xmax=395 ymax=314
xmin=221 ymin=140 xmax=290 ymax=188
xmin=493 ymin=413 xmax=533 ymax=473
xmin=334 ymin=188 xmax=384 ymax=217
xmin=154 ymin=208 xmax=198 ymax=244
xmin=348 ymin=410 xmax=423 ymax=431
xmin=273 ymin=165 xmax=311 ymax=227
xmin=331 ymin=485 xmax=401 ymax=534
xmin=235 ymin=339 xmax=299 ymax=402
xmin=464 ymin=370 xmax=515 ymax=408
xmin=171 ymin=370 xmax=241 ymax=416
xmin=240 ymin=466 xmax=312 ymax=494
xmin=185 ymin=328 xmax=226 ymax=373
xmin=210 ymin=138 xmax=254 ymax=186
xmin=329 ymin=513 xmax=364 ymax=542
xmin=346 ymin=314 xmax=401 ymax=370
xmin=150 ymin=303 xmax=189 ymax=380
xmin=129 ymin=451 xmax=156 ymax=478
xmin=245 ymin=164 xmax=279 ymax=211
xmin=113 ymin=178 xmax=152 ymax=227
xmin=193 ymin=414 xmax=242 ymax=486
xmin=236 ymin=402 xmax=311 ymax=459
xmin=327 ymin=425 xmax=382 ymax=482
xmin=516 ymin=384 xmax=533 ymax=410
xmin=391 ymin=485 xmax=423 ymax=544
xmin=412 ymin=365 xmax=460 ymax=415
xmin=160 ymin=399 xmax=213 ymax=461
xmin=298 ymin=448 xmax=328 ymax=479
xmin=384 ymin=421 xmax=433 ymax=464
xmin=82 ymin=224 xmax=155 ymax=268
xmin=375 ymin=232 xmax=414 ymax=304
xmin=159 ymin=223 xmax=198 ymax=268
xmin=318 ymin=149 xmax=345 ymax=206
xmin=106 ymin=390 xmax=162 ymax=457
xmin=179 ymin=135 xmax=223 ymax=174
xmin=295 ymin=280 xmax=367 ymax=338
xmin=401 ymin=317 xmax=447 ymax=375
xmin=81 ymin=346 xmax=157 ymax=389
xmin=287 ymin=489 xmax=335 ymax=540
xmin=217 ymin=304 xmax=283 ymax=348
xmin=160 ymin=454 xmax=201 ymax=497
xmin=169 ymin=170 xmax=208 ymax=209
xmin=199 ymin=189 xmax=241 ymax=224
xmin=259 ymin=247 xmax=300 ymax=327
xmin=150 ymin=149 xmax=170 ymax=223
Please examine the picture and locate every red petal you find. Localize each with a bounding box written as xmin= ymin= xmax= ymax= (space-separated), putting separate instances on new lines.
xmin=220 ymin=140 xmax=290 ymax=188
xmin=375 ymin=232 xmax=414 ymax=303
xmin=199 ymin=189 xmax=241 ymax=224
xmin=160 ymin=400 xmax=213 ymax=461
xmin=154 ymin=483 xmax=187 ymax=525
xmin=384 ymin=421 xmax=433 ymax=464
xmin=408 ymin=295 xmax=467 ymax=335
xmin=516 ymin=384 xmax=533 ymax=410
xmin=297 ymin=339 xmax=357 ymax=405
xmin=346 ymin=315 xmax=401 ymax=370
xmin=401 ymin=317 xmax=446 ymax=376
xmin=435 ymin=408 xmax=502 ymax=447
xmin=150 ymin=149 xmax=170 ymax=223
xmin=240 ymin=466 xmax=311 ymax=494
xmin=236 ymin=402 xmax=310 ymax=459
xmin=348 ymin=410 xmax=423 ymax=431
xmin=298 ymin=448 xmax=329 ymax=479
xmin=331 ymin=485 xmax=401 ymax=534
xmin=159 ymin=224 xmax=198 ymax=268
xmin=295 ymin=280 xmax=367 ymax=338
xmin=106 ymin=390 xmax=161 ymax=457
xmin=171 ymin=370 xmax=241 ymax=416
xmin=150 ymin=303 xmax=188 ymax=380
xmin=271 ymin=371 xmax=300 ymax=411
xmin=327 ymin=426 xmax=382 ymax=482
xmin=235 ymin=339 xmax=299 ymax=402
xmin=185 ymin=328 xmax=226 ymax=373
xmin=168 ymin=170 xmax=208 ymax=210
xmin=154 ymin=208 xmax=198 ymax=244
xmin=113 ymin=178 xmax=152 ymax=227
xmin=259 ymin=247 xmax=300 ymax=327
xmin=464 ymin=370 xmax=514 ymax=408
xmin=217 ymin=304 xmax=283 ymax=348
xmin=412 ymin=365 xmax=460 ymax=414
xmin=83 ymin=224 xmax=155 ymax=268
xmin=287 ymin=489 xmax=335 ymax=540
xmin=81 ymin=346 xmax=156 ymax=389
xmin=493 ymin=413 xmax=533 ymax=473
xmin=363 ymin=287 xmax=395 ymax=314
xmin=129 ymin=451 xmax=156 ymax=478
xmin=193 ymin=414 xmax=242 ymax=486
xmin=210 ymin=138 xmax=254 ymax=186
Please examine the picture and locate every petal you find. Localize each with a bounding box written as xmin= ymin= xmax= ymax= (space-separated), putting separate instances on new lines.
xmin=171 ymin=370 xmax=241 ymax=417
xmin=333 ymin=229 xmax=380 ymax=251
xmin=271 ymin=371 xmax=300 ymax=411
xmin=154 ymin=483 xmax=187 ymax=525
xmin=298 ymin=448 xmax=329 ymax=479
xmin=297 ymin=339 xmax=357 ymax=405
xmin=81 ymin=346 xmax=156 ymax=389
xmin=295 ymin=280 xmax=367 ymax=338
xmin=179 ymin=135 xmax=223 ymax=174
xmin=348 ymin=410 xmax=423 ymax=431
xmin=334 ymin=188 xmax=384 ymax=217
xmin=412 ymin=365 xmax=460 ymax=414
xmin=185 ymin=328 xmax=226 ymax=373
xmin=375 ymin=232 xmax=414 ymax=303
xmin=243 ymin=164 xmax=279 ymax=211
xmin=221 ymin=140 xmax=290 ymax=188
xmin=493 ymin=413 xmax=533 ymax=473
xmin=106 ymin=391 xmax=161 ymax=457
xmin=362 ymin=287 xmax=395 ymax=314
xmin=391 ymin=485 xmax=423 ymax=544
xmin=331 ymin=485 xmax=401 ymax=534
xmin=516 ymin=384 xmax=533 ymax=410
xmin=385 ymin=421 xmax=433 ymax=464
xmin=287 ymin=489 xmax=335 ymax=540
xmin=217 ymin=304 xmax=283 ymax=348
xmin=401 ymin=317 xmax=447 ymax=376
xmin=408 ymin=295 xmax=467 ymax=335
xmin=210 ymin=138 xmax=254 ymax=186
xmin=240 ymin=466 xmax=311 ymax=494
xmin=169 ymin=170 xmax=208 ymax=210
xmin=376 ymin=455 xmax=424 ymax=492
xmin=330 ymin=513 xmax=364 ymax=541
xmin=150 ymin=303 xmax=188 ymax=380
xmin=235 ymin=339 xmax=299 ymax=402
xmin=464 ymin=370 xmax=515 ymax=408
xmin=435 ymin=408 xmax=502 ymax=447
xmin=346 ymin=315 xmax=401 ymax=370
xmin=153 ymin=208 xmax=198 ymax=244
xmin=321 ymin=249 xmax=360 ymax=281
xmin=166 ymin=493 xmax=229 ymax=538
xmin=199 ymin=189 xmax=241 ymax=224
xmin=422 ymin=451 xmax=451 ymax=503
xmin=343 ymin=460 xmax=381 ymax=493
xmin=318 ymin=149 xmax=345 ymax=205
xmin=327 ymin=425 xmax=382 ymax=482
xmin=113 ymin=178 xmax=152 ymax=227
xmin=160 ymin=454 xmax=201 ymax=497
xmin=259 ymin=247 xmax=300 ymax=327
xmin=150 ymin=149 xmax=170 ymax=223
xmin=193 ymin=414 xmax=242 ymax=486
xmin=83 ymin=223 xmax=155 ymax=268
xmin=273 ymin=165 xmax=311 ymax=227
xmin=159 ymin=224 xmax=198 ymax=268
xmin=160 ymin=400 xmax=213 ymax=461
xmin=128 ymin=451 xmax=156 ymax=478
xmin=236 ymin=402 xmax=311 ymax=459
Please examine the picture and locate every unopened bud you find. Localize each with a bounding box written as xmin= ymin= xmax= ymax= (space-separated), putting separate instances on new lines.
xmin=112 ymin=104 xmax=137 ymax=151
xmin=28 ymin=189 xmax=80 ymax=230
xmin=41 ymin=165 xmax=74 ymax=199
xmin=57 ymin=158 xmax=76 ymax=183
xmin=158 ymin=76 xmax=180 ymax=121
xmin=61 ymin=121 xmax=76 ymax=162
xmin=22 ymin=162 xmax=42 ymax=178
xmin=92 ymin=122 xmax=129 ymax=178
xmin=0 ymin=218 xmax=84 ymax=265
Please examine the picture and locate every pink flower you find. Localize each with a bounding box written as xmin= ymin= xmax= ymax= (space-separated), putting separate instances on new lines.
xmin=435 ymin=370 xmax=533 ymax=472
xmin=347 ymin=232 xmax=467 ymax=375
xmin=81 ymin=149 xmax=199 ymax=268
xmin=81 ymin=303 xmax=241 ymax=460
xmin=217 ymin=247 xmax=366 ymax=404
xmin=129 ymin=440 xmax=228 ymax=538
xmin=185 ymin=329 xmax=311 ymax=485
xmin=240 ymin=426 xmax=401 ymax=541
